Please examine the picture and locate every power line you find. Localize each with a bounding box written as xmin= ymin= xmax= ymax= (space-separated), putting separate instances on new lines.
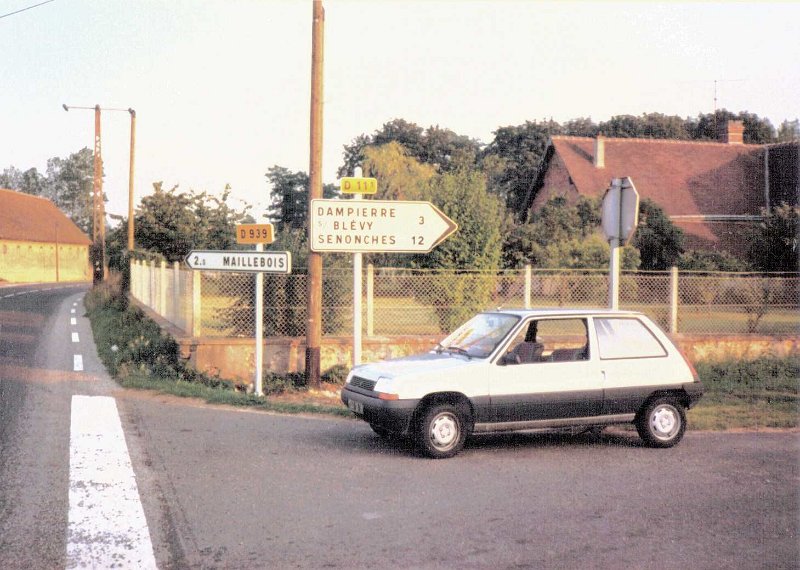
xmin=0 ymin=0 xmax=56 ymax=21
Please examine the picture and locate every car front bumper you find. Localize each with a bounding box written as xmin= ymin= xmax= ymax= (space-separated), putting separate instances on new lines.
xmin=341 ymin=386 xmax=420 ymax=435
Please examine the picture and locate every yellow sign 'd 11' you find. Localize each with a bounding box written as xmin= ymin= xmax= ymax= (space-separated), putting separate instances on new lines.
xmin=340 ymin=177 xmax=378 ymax=195
xmin=236 ymin=223 xmax=275 ymax=244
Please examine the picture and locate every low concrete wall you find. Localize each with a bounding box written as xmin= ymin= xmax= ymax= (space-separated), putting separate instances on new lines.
xmin=133 ymin=298 xmax=799 ymax=388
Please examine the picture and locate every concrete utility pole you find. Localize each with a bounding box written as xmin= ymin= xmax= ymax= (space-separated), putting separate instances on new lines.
xmin=306 ymin=0 xmax=324 ymax=389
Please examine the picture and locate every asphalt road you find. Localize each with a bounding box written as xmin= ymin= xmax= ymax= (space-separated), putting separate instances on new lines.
xmin=0 ymin=285 xmax=798 ymax=569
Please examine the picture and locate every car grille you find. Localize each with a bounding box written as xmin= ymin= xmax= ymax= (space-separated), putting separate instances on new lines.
xmin=350 ymin=376 xmax=376 ymax=391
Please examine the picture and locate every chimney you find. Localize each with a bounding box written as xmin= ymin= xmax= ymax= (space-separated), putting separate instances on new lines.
xmin=594 ymin=134 xmax=605 ymax=168
xmin=719 ymin=120 xmax=744 ymax=144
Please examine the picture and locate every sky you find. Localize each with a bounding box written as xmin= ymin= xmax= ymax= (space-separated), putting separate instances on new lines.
xmin=2 ymin=0 xmax=798 ymax=222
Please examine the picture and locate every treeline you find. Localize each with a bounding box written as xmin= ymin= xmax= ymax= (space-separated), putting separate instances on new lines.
xmin=2 ymin=110 xmax=797 ymax=273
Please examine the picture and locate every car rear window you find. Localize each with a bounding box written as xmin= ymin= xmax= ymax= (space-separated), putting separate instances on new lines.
xmin=594 ymin=317 xmax=667 ymax=360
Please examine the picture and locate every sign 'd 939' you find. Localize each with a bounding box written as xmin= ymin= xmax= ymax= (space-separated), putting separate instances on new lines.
xmin=236 ymin=223 xmax=275 ymax=244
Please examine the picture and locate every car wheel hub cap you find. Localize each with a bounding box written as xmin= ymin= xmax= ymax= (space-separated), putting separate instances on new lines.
xmin=651 ymin=406 xmax=678 ymax=438
xmin=431 ymin=414 xmax=457 ymax=448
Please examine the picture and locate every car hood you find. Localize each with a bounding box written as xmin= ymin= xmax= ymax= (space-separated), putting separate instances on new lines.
xmin=352 ymin=351 xmax=482 ymax=381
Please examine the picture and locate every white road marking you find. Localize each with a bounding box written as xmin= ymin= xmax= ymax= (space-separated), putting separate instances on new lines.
xmin=70 ymin=317 xmax=77 ymax=326
xmin=71 ymin=308 xmax=76 ymax=314
xmin=68 ymin=396 xmax=157 ymax=569
xmin=73 ymin=355 xmax=83 ymax=371
xmin=71 ymin=332 xmax=80 ymax=343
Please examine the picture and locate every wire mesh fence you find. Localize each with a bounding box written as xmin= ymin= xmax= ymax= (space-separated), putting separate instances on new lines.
xmin=130 ymin=260 xmax=799 ymax=339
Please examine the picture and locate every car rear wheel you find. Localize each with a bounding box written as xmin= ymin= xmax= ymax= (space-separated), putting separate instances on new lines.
xmin=416 ymin=404 xmax=467 ymax=459
xmin=636 ymin=397 xmax=686 ymax=448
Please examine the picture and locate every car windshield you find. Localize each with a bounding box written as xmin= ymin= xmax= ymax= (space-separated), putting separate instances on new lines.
xmin=437 ymin=313 xmax=520 ymax=359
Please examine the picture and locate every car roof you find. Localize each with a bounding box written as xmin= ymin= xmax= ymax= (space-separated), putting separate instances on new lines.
xmin=484 ymin=308 xmax=644 ymax=318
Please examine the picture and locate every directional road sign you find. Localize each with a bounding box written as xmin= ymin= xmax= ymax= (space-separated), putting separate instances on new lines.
xmin=340 ymin=177 xmax=378 ymax=195
xmin=185 ymin=250 xmax=291 ymax=273
xmin=602 ymin=177 xmax=640 ymax=245
xmin=310 ymin=199 xmax=458 ymax=253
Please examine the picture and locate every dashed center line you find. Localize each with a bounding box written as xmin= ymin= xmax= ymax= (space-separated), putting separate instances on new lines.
xmin=73 ymin=355 xmax=83 ymax=371
xmin=70 ymin=317 xmax=77 ymax=326
xmin=71 ymin=332 xmax=80 ymax=343
xmin=68 ymin=396 xmax=157 ymax=568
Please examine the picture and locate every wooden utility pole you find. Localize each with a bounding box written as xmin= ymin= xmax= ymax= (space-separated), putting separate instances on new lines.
xmin=306 ymin=0 xmax=324 ymax=388
xmin=127 ymin=109 xmax=136 ymax=251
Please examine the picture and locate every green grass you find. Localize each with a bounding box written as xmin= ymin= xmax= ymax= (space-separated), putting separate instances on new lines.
xmin=689 ymin=356 xmax=799 ymax=429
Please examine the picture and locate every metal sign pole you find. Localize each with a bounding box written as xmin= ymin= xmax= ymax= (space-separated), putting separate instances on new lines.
xmin=255 ymin=243 xmax=264 ymax=396
xmin=352 ymin=167 xmax=363 ymax=367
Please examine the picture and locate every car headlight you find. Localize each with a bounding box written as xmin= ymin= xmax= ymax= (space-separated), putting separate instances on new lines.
xmin=374 ymin=376 xmax=399 ymax=401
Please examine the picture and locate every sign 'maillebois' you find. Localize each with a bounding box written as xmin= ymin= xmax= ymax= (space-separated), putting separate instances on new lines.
xmin=310 ymin=198 xmax=458 ymax=253
xmin=184 ymin=250 xmax=291 ymax=273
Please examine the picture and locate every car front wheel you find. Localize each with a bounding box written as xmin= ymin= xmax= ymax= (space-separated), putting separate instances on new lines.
xmin=636 ymin=397 xmax=686 ymax=448
xmin=416 ymin=404 xmax=467 ymax=459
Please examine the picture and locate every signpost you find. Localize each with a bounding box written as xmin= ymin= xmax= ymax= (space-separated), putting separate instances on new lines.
xmin=340 ymin=170 xmax=377 ymax=367
xmin=235 ymin=223 xmax=275 ymax=245
xmin=184 ymin=250 xmax=291 ymax=273
xmin=310 ymin=199 xmax=458 ymax=253
xmin=185 ymin=247 xmax=291 ymax=397
xmin=601 ymin=177 xmax=640 ymax=309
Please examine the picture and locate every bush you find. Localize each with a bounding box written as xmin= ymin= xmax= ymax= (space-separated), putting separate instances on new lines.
xmin=86 ymin=274 xmax=241 ymax=391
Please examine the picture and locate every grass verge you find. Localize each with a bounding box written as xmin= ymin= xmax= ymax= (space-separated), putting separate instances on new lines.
xmin=85 ymin=275 xmax=350 ymax=418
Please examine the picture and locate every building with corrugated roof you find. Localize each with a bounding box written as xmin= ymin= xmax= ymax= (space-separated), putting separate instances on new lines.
xmin=525 ymin=121 xmax=799 ymax=256
xmin=0 ymin=188 xmax=91 ymax=283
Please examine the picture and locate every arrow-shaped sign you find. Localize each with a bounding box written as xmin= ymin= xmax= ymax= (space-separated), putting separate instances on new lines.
xmin=184 ymin=250 xmax=291 ymax=273
xmin=310 ymin=199 xmax=458 ymax=253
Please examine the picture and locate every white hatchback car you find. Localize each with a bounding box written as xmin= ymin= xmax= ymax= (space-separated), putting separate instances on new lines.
xmin=341 ymin=309 xmax=703 ymax=458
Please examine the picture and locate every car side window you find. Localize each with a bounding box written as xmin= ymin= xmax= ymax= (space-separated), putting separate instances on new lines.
xmin=502 ymin=318 xmax=589 ymax=365
xmin=594 ymin=317 xmax=667 ymax=359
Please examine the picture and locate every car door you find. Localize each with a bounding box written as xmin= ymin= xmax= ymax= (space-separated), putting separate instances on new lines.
xmin=488 ymin=317 xmax=602 ymax=422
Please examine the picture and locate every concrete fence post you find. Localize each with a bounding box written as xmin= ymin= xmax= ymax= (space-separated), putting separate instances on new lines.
xmin=159 ymin=260 xmax=167 ymax=317
xmin=172 ymin=261 xmax=180 ymax=326
xmin=366 ymin=263 xmax=374 ymax=337
xmin=149 ymin=260 xmax=156 ymax=309
xmin=524 ymin=265 xmax=532 ymax=309
xmin=670 ymin=266 xmax=679 ymax=334
xmin=191 ymin=270 xmax=202 ymax=338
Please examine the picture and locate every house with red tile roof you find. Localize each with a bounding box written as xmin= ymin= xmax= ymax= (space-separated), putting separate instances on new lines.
xmin=524 ymin=121 xmax=799 ymax=256
xmin=0 ymin=188 xmax=91 ymax=283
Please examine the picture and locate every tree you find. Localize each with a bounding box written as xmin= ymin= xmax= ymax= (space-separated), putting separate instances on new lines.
xmin=688 ymin=110 xmax=776 ymax=143
xmin=479 ymin=119 xmax=562 ymax=216
xmin=598 ymin=113 xmax=689 ymax=139
xmin=502 ymin=196 xmax=638 ymax=270
xmin=412 ymin=167 xmax=506 ymax=331
xmin=0 ymin=166 xmax=45 ymax=195
xmin=632 ymin=199 xmax=685 ymax=270
xmin=362 ymin=142 xmax=436 ymax=201
xmin=45 ymin=148 xmax=97 ymax=234
xmin=677 ymin=250 xmax=751 ymax=272
xmin=414 ymin=168 xmax=504 ymax=271
xmin=777 ymin=119 xmax=799 ymax=142
xmin=265 ymin=166 xmax=337 ymax=230
xmin=747 ymin=203 xmax=799 ymax=272
xmin=338 ymin=118 xmax=482 ymax=178
xmin=133 ymin=182 xmax=251 ymax=262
